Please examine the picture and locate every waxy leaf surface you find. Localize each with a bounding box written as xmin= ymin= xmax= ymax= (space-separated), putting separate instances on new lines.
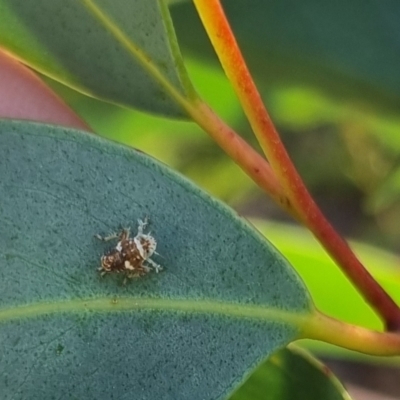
xmin=0 ymin=0 xmax=191 ymax=116
xmin=0 ymin=120 xmax=312 ymax=399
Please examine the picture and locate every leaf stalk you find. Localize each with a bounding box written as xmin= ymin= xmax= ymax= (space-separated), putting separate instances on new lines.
xmin=192 ymin=0 xmax=400 ymax=331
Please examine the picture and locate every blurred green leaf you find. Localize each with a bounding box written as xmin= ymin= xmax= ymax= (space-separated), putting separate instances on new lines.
xmin=172 ymin=0 xmax=400 ymax=115
xmin=255 ymin=220 xmax=400 ymax=331
xmin=230 ymin=345 xmax=351 ymax=400
xmin=171 ymin=0 xmax=400 ymax=157
xmin=254 ymin=220 xmax=400 ymax=365
xmin=366 ymin=166 xmax=400 ymax=213
xmin=0 ymin=120 xmax=312 ymax=399
xmin=0 ymin=0 xmax=192 ymax=116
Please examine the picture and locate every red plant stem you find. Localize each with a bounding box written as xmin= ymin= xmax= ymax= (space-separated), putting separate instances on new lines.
xmin=193 ymin=0 xmax=400 ymax=331
xmin=189 ymin=101 xmax=301 ymax=219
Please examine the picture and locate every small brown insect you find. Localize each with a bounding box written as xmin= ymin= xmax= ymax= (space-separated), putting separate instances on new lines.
xmin=96 ymin=218 xmax=162 ymax=282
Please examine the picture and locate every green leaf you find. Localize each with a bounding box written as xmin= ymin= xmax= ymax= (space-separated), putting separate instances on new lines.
xmin=0 ymin=0 xmax=192 ymax=116
xmin=0 ymin=120 xmax=312 ymax=399
xmin=230 ymin=345 xmax=351 ymax=400
xmin=255 ymin=220 xmax=400 ymax=333
xmin=171 ymin=1 xmax=400 ymax=122
xmin=173 ymin=0 xmax=400 ymax=111
xmin=366 ymin=166 xmax=400 ymax=213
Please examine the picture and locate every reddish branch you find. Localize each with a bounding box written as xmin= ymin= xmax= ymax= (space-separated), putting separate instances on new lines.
xmin=193 ymin=0 xmax=400 ymax=331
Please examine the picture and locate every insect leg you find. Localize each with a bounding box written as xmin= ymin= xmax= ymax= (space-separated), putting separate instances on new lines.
xmin=137 ymin=217 xmax=149 ymax=235
xmin=94 ymin=232 xmax=119 ymax=242
xmin=146 ymin=258 xmax=162 ymax=273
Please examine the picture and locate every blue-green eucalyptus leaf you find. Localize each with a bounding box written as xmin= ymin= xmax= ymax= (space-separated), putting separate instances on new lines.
xmin=0 ymin=120 xmax=312 ymax=399
xmin=0 ymin=0 xmax=193 ymax=117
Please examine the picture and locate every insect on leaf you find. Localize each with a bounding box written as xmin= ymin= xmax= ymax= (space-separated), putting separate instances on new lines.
xmin=0 ymin=120 xmax=313 ymax=399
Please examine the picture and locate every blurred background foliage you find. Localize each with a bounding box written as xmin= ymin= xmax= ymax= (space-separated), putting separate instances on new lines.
xmin=36 ymin=1 xmax=400 ymax=397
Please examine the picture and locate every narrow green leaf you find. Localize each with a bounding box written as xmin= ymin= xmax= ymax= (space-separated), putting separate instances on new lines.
xmin=230 ymin=345 xmax=351 ymax=400
xmin=0 ymin=0 xmax=192 ymax=116
xmin=0 ymin=120 xmax=312 ymax=399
